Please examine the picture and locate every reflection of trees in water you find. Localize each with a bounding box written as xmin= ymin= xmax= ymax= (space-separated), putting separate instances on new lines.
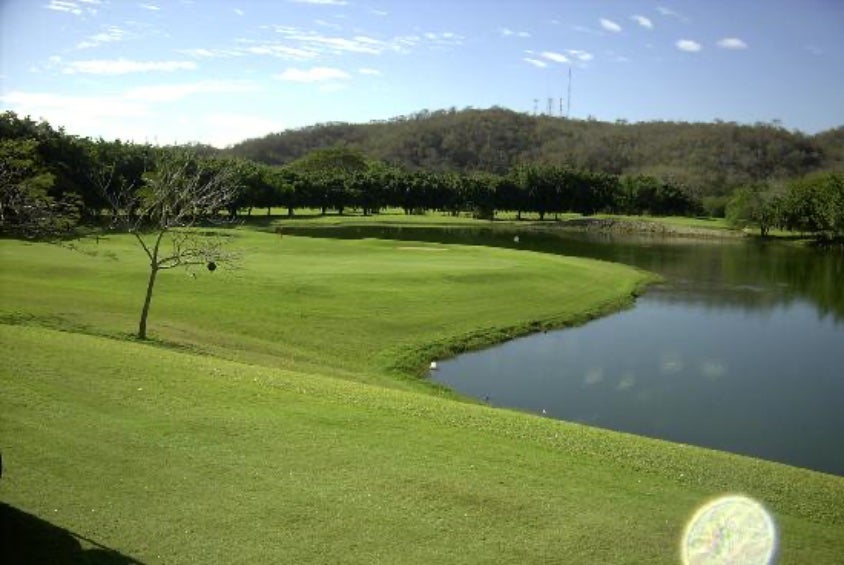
xmin=284 ymin=225 xmax=844 ymax=321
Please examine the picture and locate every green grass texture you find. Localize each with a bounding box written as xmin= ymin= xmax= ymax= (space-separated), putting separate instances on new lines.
xmin=1 ymin=227 xmax=842 ymax=563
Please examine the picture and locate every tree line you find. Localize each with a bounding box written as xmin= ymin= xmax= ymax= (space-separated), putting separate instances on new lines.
xmin=228 ymin=106 xmax=844 ymax=200
xmin=1 ymin=110 xmax=842 ymax=242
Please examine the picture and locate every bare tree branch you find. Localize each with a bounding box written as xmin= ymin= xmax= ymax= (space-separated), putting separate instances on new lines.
xmin=105 ymin=151 xmax=242 ymax=339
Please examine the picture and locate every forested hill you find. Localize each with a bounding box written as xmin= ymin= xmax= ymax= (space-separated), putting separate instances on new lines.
xmin=227 ymin=107 xmax=844 ymax=196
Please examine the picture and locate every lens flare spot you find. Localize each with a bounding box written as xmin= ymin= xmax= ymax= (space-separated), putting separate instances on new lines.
xmin=584 ymin=367 xmax=604 ymax=386
xmin=660 ymin=352 xmax=684 ymax=374
xmin=616 ymin=373 xmax=636 ymax=391
xmin=700 ymin=361 xmax=727 ymax=380
xmin=682 ymin=495 xmax=777 ymax=565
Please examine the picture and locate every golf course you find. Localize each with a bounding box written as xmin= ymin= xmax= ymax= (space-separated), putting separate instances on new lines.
xmin=1 ymin=221 xmax=843 ymax=563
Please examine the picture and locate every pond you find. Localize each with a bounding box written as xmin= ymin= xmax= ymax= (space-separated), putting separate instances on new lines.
xmin=285 ymin=224 xmax=844 ymax=476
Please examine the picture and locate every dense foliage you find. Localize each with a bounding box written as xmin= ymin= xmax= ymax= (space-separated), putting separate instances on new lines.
xmin=2 ymin=110 xmax=843 ymax=241
xmin=228 ymin=107 xmax=842 ymax=197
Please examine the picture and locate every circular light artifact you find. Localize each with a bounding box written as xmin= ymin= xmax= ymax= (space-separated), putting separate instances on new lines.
xmin=682 ymin=495 xmax=777 ymax=565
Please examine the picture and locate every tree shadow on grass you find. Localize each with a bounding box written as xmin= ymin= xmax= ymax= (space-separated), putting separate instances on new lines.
xmin=0 ymin=503 xmax=142 ymax=564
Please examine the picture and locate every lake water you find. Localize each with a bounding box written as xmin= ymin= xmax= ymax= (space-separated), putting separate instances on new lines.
xmin=287 ymin=225 xmax=844 ymax=476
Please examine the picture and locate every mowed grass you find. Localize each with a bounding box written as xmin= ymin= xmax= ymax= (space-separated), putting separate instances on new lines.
xmin=1 ymin=229 xmax=843 ymax=563
xmin=0 ymin=230 xmax=653 ymax=390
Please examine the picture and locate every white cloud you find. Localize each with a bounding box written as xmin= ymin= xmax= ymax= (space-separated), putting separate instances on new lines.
xmin=500 ymin=28 xmax=530 ymax=38
xmin=243 ymin=43 xmax=319 ymax=60
xmin=289 ymin=0 xmax=348 ymax=5
xmin=676 ymin=39 xmax=702 ymax=52
xmin=63 ymin=59 xmax=197 ymax=74
xmin=124 ymin=80 xmax=257 ymax=102
xmin=46 ymin=1 xmax=82 ymax=15
xmin=541 ymin=51 xmax=570 ymax=64
xmin=600 ymin=18 xmax=622 ymax=33
xmin=275 ymin=28 xmax=385 ymax=54
xmin=567 ymin=49 xmax=593 ymax=62
xmin=234 ymin=8 xmax=244 ymax=16
xmin=631 ymin=15 xmax=653 ymax=29
xmin=524 ymin=58 xmax=547 ymax=68
xmin=140 ymin=3 xmax=160 ymax=10
xmin=265 ymin=25 xmax=462 ymax=58
xmin=76 ymin=26 xmax=127 ymax=49
xmin=717 ymin=37 xmax=748 ymax=50
xmin=370 ymin=9 xmax=388 ymax=16
xmin=358 ymin=68 xmax=381 ymax=75
xmin=277 ymin=66 xmax=350 ymax=82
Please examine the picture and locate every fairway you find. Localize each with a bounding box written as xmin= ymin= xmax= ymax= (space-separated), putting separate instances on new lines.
xmin=1 ymin=228 xmax=843 ymax=563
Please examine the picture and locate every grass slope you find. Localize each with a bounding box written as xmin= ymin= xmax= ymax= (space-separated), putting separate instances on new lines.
xmin=0 ymin=230 xmax=651 ymax=390
xmin=1 ymin=229 xmax=843 ymax=563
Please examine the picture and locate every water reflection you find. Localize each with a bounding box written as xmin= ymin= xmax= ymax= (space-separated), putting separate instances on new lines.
xmin=286 ymin=225 xmax=844 ymax=474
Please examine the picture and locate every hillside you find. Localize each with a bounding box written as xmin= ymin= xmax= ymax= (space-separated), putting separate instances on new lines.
xmin=227 ymin=107 xmax=844 ymax=196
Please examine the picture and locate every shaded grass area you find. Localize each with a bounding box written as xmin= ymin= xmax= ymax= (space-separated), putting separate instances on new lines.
xmin=1 ymin=228 xmax=843 ymax=562
xmin=0 ymin=503 xmax=139 ymax=564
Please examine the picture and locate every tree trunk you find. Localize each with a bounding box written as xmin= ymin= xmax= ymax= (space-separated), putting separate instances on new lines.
xmin=138 ymin=265 xmax=158 ymax=340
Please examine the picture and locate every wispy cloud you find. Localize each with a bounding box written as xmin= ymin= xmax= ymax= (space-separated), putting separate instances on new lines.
xmin=717 ymin=37 xmax=748 ymax=50
xmin=240 ymin=41 xmax=319 ymax=60
xmin=277 ymin=66 xmax=350 ymax=82
xmin=47 ymin=0 xmax=80 ymax=15
xmin=804 ymin=44 xmax=824 ymax=56
xmin=272 ymin=27 xmax=386 ymax=54
xmin=178 ymin=48 xmax=242 ymax=58
xmin=600 ymin=18 xmax=622 ymax=33
xmin=63 ymin=58 xmax=197 ymax=74
xmin=358 ymin=68 xmax=381 ymax=75
xmin=76 ymin=26 xmax=127 ymax=49
xmin=234 ymin=8 xmax=244 ymax=16
xmin=500 ymin=27 xmax=530 ymax=38
xmin=657 ymin=6 xmax=690 ymax=23
xmin=631 ymin=15 xmax=653 ymax=29
xmin=541 ymin=51 xmax=569 ymax=64
xmin=140 ymin=3 xmax=160 ymax=11
xmin=567 ymin=49 xmax=593 ymax=62
xmin=524 ymin=58 xmax=547 ymax=68
xmin=676 ymin=39 xmax=702 ymax=52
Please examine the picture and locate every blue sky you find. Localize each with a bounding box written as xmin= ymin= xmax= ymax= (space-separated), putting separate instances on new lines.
xmin=2 ymin=0 xmax=842 ymax=148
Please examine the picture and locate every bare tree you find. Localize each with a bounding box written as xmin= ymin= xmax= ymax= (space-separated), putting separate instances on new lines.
xmin=109 ymin=152 xmax=241 ymax=339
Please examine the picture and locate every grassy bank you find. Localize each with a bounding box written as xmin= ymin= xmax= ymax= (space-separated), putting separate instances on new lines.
xmin=1 ymin=228 xmax=843 ymax=563
xmin=0 ymin=230 xmax=652 ymax=391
